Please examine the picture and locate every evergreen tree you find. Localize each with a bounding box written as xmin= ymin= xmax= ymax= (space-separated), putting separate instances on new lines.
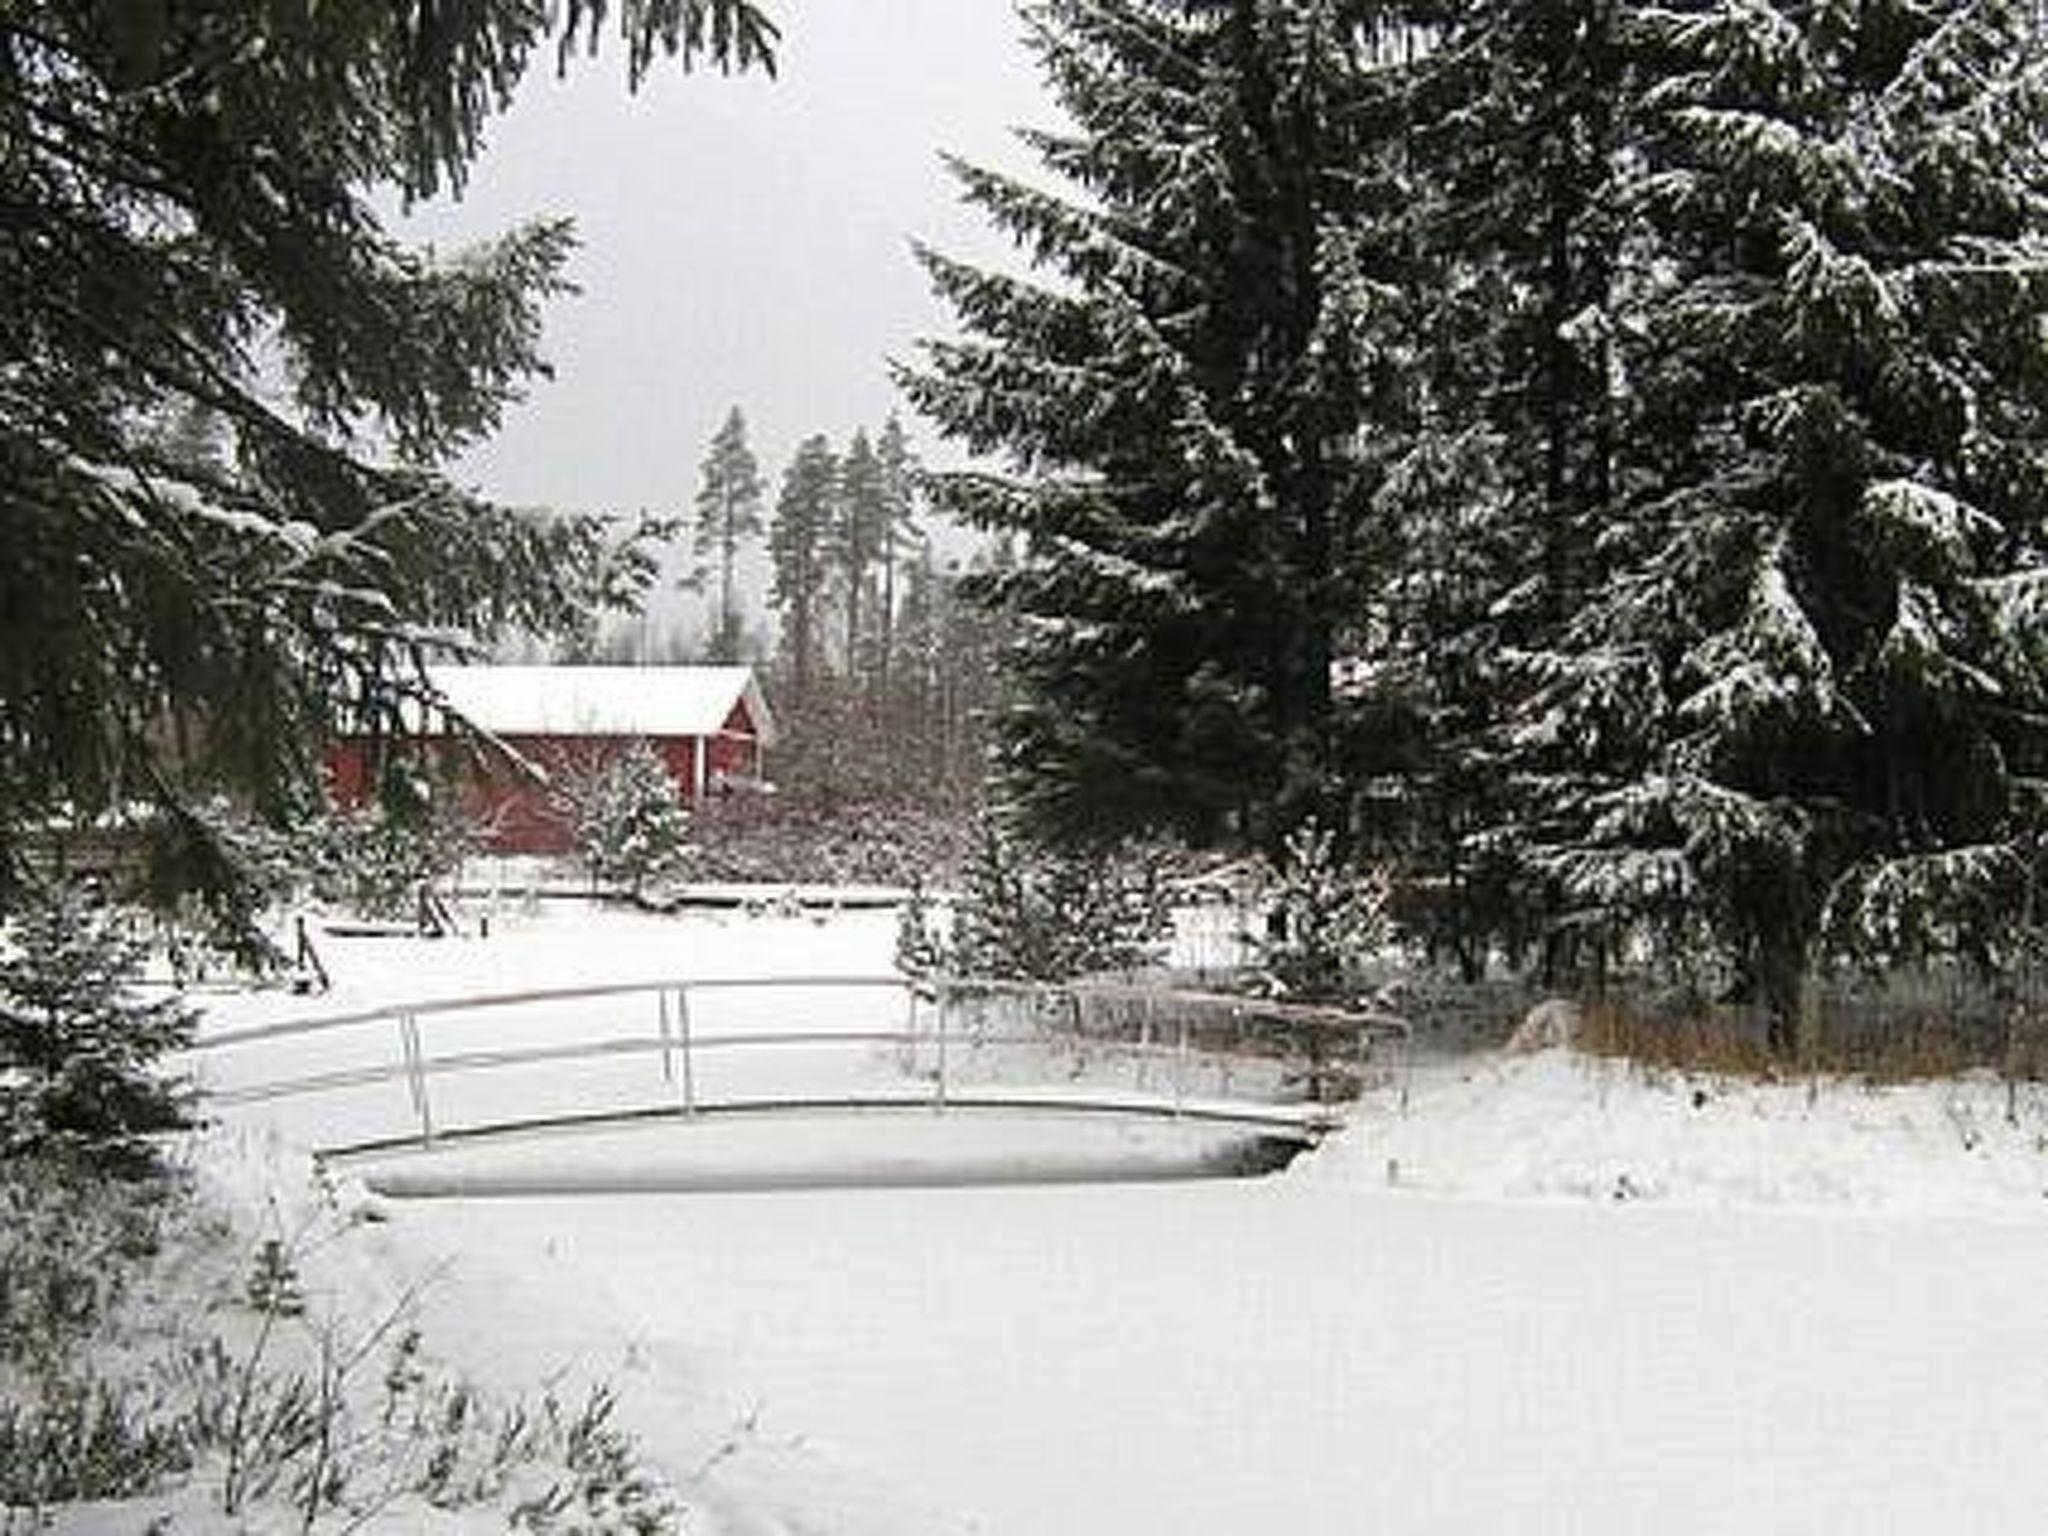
xmin=307 ymin=788 xmax=483 ymax=923
xmin=892 ymin=548 xmax=950 ymax=777
xmin=770 ymin=434 xmax=839 ymax=700
xmin=0 ymin=885 xmax=196 ymax=1176
xmin=874 ymin=414 xmax=925 ymax=692
xmin=902 ymin=0 xmax=1405 ymax=859
xmin=1364 ymin=0 xmax=1630 ymax=978
xmin=546 ymin=742 xmax=692 ymax=897
xmin=689 ymin=406 xmax=767 ymax=661
xmin=891 ymin=543 xmax=1017 ymax=799
xmin=947 ymin=809 xmax=1173 ymax=983
xmin=1249 ymin=817 xmax=1392 ymax=1003
xmin=1526 ymin=0 xmax=2048 ymax=1042
xmin=1430 ymin=0 xmax=1619 ymax=631
xmin=830 ymin=429 xmax=889 ymax=682
xmin=0 ymin=0 xmax=775 ymax=928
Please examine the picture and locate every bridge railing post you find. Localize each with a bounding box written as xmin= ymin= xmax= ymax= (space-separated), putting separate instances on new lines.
xmin=1396 ymin=1025 xmax=1412 ymax=1115
xmin=677 ymin=985 xmax=696 ymax=1115
xmin=397 ymin=1011 xmax=433 ymax=1146
xmin=1137 ymin=995 xmax=1152 ymax=1091
xmin=1173 ymin=1013 xmax=1189 ymax=1117
xmin=934 ymin=980 xmax=950 ymax=1111
xmin=658 ymin=988 xmax=676 ymax=1085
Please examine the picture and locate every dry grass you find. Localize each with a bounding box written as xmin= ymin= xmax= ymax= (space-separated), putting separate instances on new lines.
xmin=1573 ymin=1000 xmax=1780 ymax=1079
xmin=1572 ymin=996 xmax=2048 ymax=1086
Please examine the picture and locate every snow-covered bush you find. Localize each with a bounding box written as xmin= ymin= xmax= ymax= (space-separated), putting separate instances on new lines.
xmin=695 ymin=793 xmax=972 ymax=886
xmin=0 ymin=884 xmax=194 ymax=1176
xmin=547 ymin=741 xmax=692 ymax=897
xmin=1247 ymin=819 xmax=1392 ymax=1004
xmin=933 ymin=812 xmax=1172 ymax=982
xmin=304 ymin=791 xmax=484 ymax=922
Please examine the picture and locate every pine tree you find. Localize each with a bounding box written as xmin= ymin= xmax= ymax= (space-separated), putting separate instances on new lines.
xmin=888 ymin=544 xmax=1018 ymax=799
xmin=689 ymin=406 xmax=767 ymax=661
xmin=830 ymin=429 xmax=889 ymax=683
xmin=0 ymin=0 xmax=775 ymax=929
xmin=1526 ymin=0 xmax=2048 ymax=1043
xmin=873 ymin=414 xmax=925 ymax=693
xmin=770 ymin=434 xmax=839 ymax=701
xmin=902 ymin=0 xmax=1407 ymax=860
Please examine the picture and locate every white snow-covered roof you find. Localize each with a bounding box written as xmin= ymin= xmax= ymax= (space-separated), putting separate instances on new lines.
xmin=426 ymin=665 xmax=776 ymax=746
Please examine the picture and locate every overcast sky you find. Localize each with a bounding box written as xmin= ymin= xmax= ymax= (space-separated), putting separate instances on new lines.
xmin=402 ymin=1 xmax=1053 ymax=525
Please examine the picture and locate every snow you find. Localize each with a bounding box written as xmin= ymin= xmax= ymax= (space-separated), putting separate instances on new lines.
xmin=177 ymin=903 xmax=2048 ymax=1536
xmin=387 ymin=1155 xmax=2048 ymax=1536
xmin=423 ymin=663 xmax=776 ymax=744
xmin=1312 ymin=1047 xmax=2048 ymax=1215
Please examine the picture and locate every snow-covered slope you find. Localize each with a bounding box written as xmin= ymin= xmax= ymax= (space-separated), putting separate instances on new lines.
xmin=1310 ymin=1047 xmax=2048 ymax=1216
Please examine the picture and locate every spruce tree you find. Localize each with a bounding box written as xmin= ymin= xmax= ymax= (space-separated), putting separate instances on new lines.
xmin=948 ymin=810 xmax=1172 ymax=983
xmin=1526 ymin=0 xmax=2048 ymax=1041
xmin=1250 ymin=818 xmax=1392 ymax=1002
xmin=690 ymin=405 xmax=767 ymax=661
xmin=0 ymin=885 xmax=196 ymax=1176
xmin=890 ymin=544 xmax=1018 ymax=798
xmin=548 ymin=743 xmax=692 ymax=898
xmin=902 ymin=0 xmax=1405 ymax=859
xmin=0 ymin=0 xmax=775 ymax=928
xmin=1346 ymin=0 xmax=1627 ymax=978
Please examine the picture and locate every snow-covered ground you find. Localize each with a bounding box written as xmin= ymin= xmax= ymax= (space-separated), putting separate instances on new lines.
xmin=184 ymin=903 xmax=2048 ymax=1535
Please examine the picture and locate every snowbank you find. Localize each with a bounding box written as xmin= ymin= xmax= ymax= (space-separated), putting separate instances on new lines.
xmin=1308 ymin=1045 xmax=2048 ymax=1215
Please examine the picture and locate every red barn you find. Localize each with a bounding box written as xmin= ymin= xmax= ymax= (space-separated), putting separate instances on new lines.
xmin=330 ymin=664 xmax=775 ymax=855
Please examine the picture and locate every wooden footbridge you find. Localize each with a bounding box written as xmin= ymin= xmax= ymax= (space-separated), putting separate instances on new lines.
xmin=187 ymin=973 xmax=1410 ymax=1165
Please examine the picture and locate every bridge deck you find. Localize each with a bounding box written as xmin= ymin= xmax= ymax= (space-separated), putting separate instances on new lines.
xmin=317 ymin=1088 xmax=1342 ymax=1164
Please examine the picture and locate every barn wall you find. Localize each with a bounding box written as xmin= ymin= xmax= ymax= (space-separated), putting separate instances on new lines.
xmin=326 ymin=741 xmax=373 ymax=805
xmin=706 ymin=701 xmax=763 ymax=783
xmin=326 ymin=733 xmax=725 ymax=856
xmin=326 ymin=674 xmax=781 ymax=862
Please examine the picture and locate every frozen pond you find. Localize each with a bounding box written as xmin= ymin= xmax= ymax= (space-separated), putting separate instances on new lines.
xmin=198 ymin=903 xmax=2048 ymax=1535
xmin=384 ymin=1149 xmax=2048 ymax=1536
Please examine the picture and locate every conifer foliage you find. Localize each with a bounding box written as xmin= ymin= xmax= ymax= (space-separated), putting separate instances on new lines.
xmin=689 ymin=406 xmax=767 ymax=661
xmin=0 ymin=885 xmax=194 ymax=1176
xmin=911 ymin=0 xmax=2048 ymax=1043
xmin=830 ymin=429 xmax=891 ymax=679
xmin=939 ymin=811 xmax=1173 ymax=983
xmin=0 ymin=0 xmax=776 ymax=924
xmin=1525 ymin=0 xmax=2048 ymax=1034
xmin=546 ymin=743 xmax=693 ymax=898
xmin=770 ymin=434 xmax=840 ymax=700
xmin=1366 ymin=0 xmax=1623 ymax=973
xmin=902 ymin=0 xmax=1400 ymax=856
xmin=1250 ymin=819 xmax=1391 ymax=1003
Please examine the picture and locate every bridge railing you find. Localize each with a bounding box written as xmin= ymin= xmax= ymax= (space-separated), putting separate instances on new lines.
xmin=185 ymin=972 xmax=1409 ymax=1154
xmin=921 ymin=977 xmax=1411 ymax=1107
